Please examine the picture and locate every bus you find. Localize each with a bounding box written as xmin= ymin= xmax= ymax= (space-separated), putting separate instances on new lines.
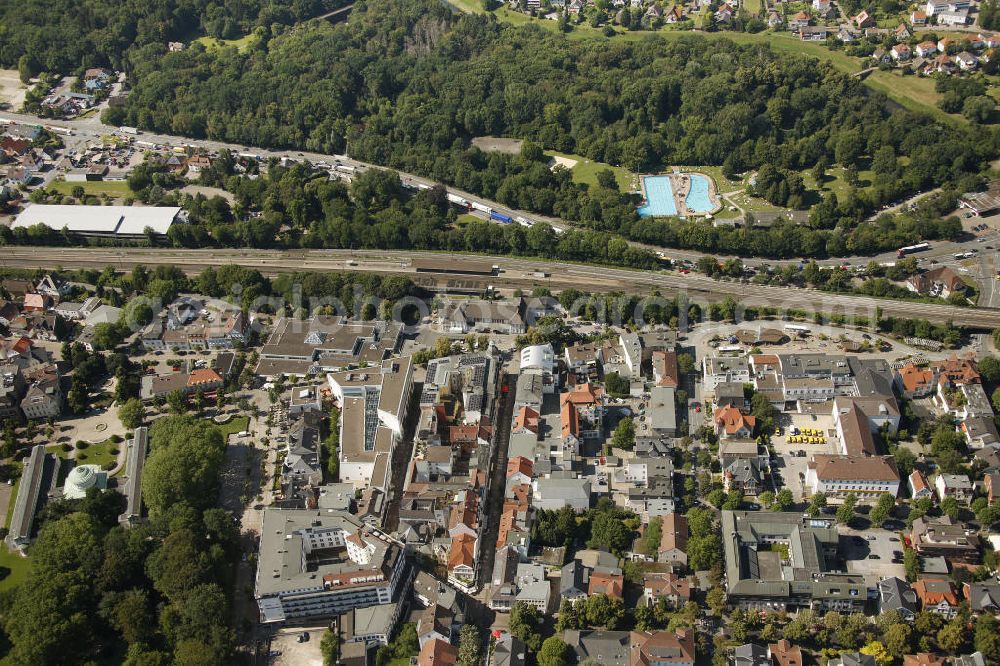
xmin=897 ymin=242 xmax=930 ymax=258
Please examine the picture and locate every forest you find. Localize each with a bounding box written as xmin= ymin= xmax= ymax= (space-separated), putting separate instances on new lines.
xmin=102 ymin=0 xmax=998 ymax=234
xmin=0 ymin=0 xmax=344 ymax=74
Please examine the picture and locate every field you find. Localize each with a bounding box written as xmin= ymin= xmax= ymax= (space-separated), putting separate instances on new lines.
xmin=455 ymin=213 xmax=479 ymax=226
xmin=471 ymin=136 xmax=523 ymax=154
xmin=48 ymin=180 xmax=133 ymax=198
xmin=213 ymin=415 xmax=250 ymax=440
xmin=547 ymin=151 xmax=635 ymax=190
xmin=194 ymin=33 xmax=261 ymax=52
xmin=0 ymin=547 xmax=30 ymax=594
xmin=0 ymin=69 xmax=28 ymax=109
xmin=802 ymin=166 xmax=876 ymax=200
xmin=55 ymin=437 xmax=122 ymax=470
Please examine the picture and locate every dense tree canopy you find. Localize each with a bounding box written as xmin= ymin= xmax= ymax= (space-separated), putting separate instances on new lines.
xmin=0 ymin=0 xmax=345 ymax=73
xmin=103 ymin=0 xmax=996 ymax=254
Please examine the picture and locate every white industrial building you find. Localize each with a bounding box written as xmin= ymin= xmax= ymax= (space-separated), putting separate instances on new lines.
xmin=12 ymin=204 xmax=181 ymax=238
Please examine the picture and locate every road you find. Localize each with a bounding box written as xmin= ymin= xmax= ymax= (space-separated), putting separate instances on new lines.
xmin=4 ymin=246 xmax=1000 ymax=328
xmin=3 ymin=108 xmax=997 ymax=272
xmin=476 ymin=371 xmax=514 ymax=590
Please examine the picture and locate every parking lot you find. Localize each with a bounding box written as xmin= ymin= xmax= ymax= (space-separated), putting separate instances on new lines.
xmin=840 ymin=525 xmax=906 ymax=585
xmin=270 ymin=627 xmax=324 ymax=666
xmin=770 ymin=410 xmax=842 ymax=501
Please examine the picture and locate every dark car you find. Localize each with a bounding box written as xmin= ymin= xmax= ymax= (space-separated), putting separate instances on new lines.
xmin=868 ymin=554 xmax=880 ymax=559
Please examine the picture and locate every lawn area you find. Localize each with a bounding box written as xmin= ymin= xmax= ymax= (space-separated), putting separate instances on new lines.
xmin=195 ymin=33 xmax=261 ymax=52
xmin=546 ymin=151 xmax=635 ymax=190
xmin=213 ymin=415 xmax=250 ymax=440
xmin=802 ymin=166 xmax=875 ymax=200
xmin=48 ymin=180 xmax=133 ymax=198
xmin=455 ymin=213 xmax=480 ymax=226
xmin=864 ymin=70 xmax=963 ymax=126
xmin=727 ymin=189 xmax=784 ymax=213
xmin=0 ymin=547 xmax=30 ymax=594
xmin=55 ymin=437 xmax=122 ymax=470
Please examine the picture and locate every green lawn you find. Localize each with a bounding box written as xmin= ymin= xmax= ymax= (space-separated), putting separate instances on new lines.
xmin=195 ymin=33 xmax=261 ymax=52
xmin=864 ymin=70 xmax=963 ymax=126
xmin=546 ymin=151 xmax=635 ymax=190
xmin=48 ymin=180 xmax=133 ymax=197
xmin=802 ymin=166 xmax=875 ymax=200
xmin=213 ymin=415 xmax=250 ymax=440
xmin=455 ymin=213 xmax=480 ymax=226
xmin=65 ymin=438 xmax=122 ymax=470
xmin=0 ymin=547 xmax=30 ymax=594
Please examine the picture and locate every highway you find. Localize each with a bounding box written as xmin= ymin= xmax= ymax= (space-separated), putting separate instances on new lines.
xmin=4 ymin=108 xmax=997 ymax=273
xmin=9 ymin=246 xmax=1000 ymax=328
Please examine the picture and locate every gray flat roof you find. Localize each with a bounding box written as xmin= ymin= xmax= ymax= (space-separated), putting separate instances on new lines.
xmin=120 ymin=427 xmax=148 ymax=524
xmin=13 ymin=204 xmax=180 ymax=235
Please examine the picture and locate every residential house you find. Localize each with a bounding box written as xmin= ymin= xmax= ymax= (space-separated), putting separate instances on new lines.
xmin=631 ymin=629 xmax=696 ymax=666
xmin=935 ymin=474 xmax=973 ymax=503
xmin=788 ymin=11 xmax=811 ymax=29
xmin=492 ymin=635 xmax=525 ymax=666
xmin=560 ymin=560 xmax=591 ymax=604
xmin=767 ymin=641 xmax=802 ymax=666
xmin=642 ymin=572 xmax=693 ymax=609
xmin=894 ymin=363 xmax=935 ymax=398
xmin=665 ymin=5 xmax=684 ymax=22
xmin=852 ymin=10 xmax=874 ymax=28
xmin=916 ymin=41 xmax=938 ymax=58
xmin=418 ymin=639 xmax=458 ymax=666
xmin=907 ymin=267 xmax=967 ymax=298
xmin=588 ymin=567 xmax=624 ymax=599
xmin=657 ymin=513 xmax=688 ymax=566
xmin=703 ymin=357 xmax=750 ymax=391
xmin=891 ymin=44 xmax=912 ymax=60
xmin=715 ymin=3 xmax=735 ymax=23
xmin=909 ymin=470 xmax=933 ymax=499
xmin=829 ymin=655 xmax=876 ymax=666
xmin=878 ymin=577 xmax=918 ymax=621
xmin=962 ymin=416 xmax=999 ymax=449
xmin=902 ymin=655 xmax=946 ymax=666
xmin=732 ymin=644 xmax=770 ymax=666
xmin=909 ymin=516 xmax=980 ymax=562
xmin=799 ymin=26 xmax=832 ymax=43
xmin=652 ymin=351 xmax=679 ymax=388
xmin=956 ymin=51 xmax=978 ymax=70
xmin=896 ymin=23 xmax=913 ymax=40
xmin=963 ymin=581 xmax=1000 ymax=615
xmin=985 ymin=470 xmax=1000 ymax=503
xmin=911 ymin=10 xmax=928 ymax=24
xmin=713 ymin=405 xmax=755 ymax=440
xmin=912 ymin=579 xmax=960 ymax=618
xmin=22 ymin=293 xmax=50 ymax=313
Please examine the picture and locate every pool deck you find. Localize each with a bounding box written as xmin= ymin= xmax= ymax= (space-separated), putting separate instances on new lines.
xmin=638 ymin=170 xmax=723 ymax=218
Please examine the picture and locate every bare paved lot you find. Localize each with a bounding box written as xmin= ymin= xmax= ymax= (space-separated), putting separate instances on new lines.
xmin=270 ymin=628 xmax=324 ymax=666
xmin=0 ymin=70 xmax=28 ymax=109
xmin=471 ymin=136 xmax=523 ymax=154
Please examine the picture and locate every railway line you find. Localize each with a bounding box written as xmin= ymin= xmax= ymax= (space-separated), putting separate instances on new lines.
xmin=9 ymin=247 xmax=1000 ymax=329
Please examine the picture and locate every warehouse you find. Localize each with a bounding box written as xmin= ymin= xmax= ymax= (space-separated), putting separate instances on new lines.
xmin=12 ymin=204 xmax=181 ymax=238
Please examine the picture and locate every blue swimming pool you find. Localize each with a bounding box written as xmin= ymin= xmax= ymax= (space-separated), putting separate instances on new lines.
xmin=685 ymin=174 xmax=714 ymax=213
xmin=637 ymin=176 xmax=677 ymax=217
